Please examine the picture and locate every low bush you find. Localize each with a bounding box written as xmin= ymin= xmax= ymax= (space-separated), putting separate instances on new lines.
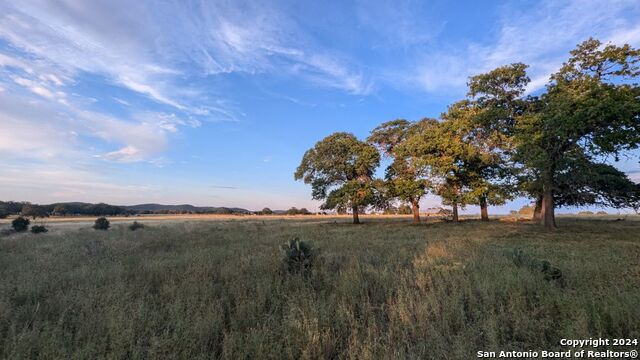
xmin=512 ymin=248 xmax=563 ymax=283
xmin=11 ymin=217 xmax=30 ymax=232
xmin=30 ymin=225 xmax=48 ymax=234
xmin=93 ymin=217 xmax=110 ymax=230
xmin=129 ymin=221 xmax=144 ymax=231
xmin=281 ymin=237 xmax=316 ymax=274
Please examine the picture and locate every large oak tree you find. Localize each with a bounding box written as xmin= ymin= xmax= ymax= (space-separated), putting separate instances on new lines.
xmin=367 ymin=119 xmax=432 ymax=223
xmin=295 ymin=132 xmax=380 ymax=224
xmin=516 ymin=39 xmax=640 ymax=229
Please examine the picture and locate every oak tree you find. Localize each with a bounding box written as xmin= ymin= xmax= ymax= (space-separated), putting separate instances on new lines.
xmin=295 ymin=132 xmax=380 ymax=224
xmin=368 ymin=119 xmax=431 ymax=223
xmin=515 ymin=39 xmax=640 ymax=229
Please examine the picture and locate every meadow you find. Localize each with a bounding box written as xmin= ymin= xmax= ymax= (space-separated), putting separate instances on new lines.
xmin=1 ymin=216 xmax=639 ymax=359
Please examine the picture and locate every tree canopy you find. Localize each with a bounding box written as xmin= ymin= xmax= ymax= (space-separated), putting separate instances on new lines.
xmin=295 ymin=132 xmax=380 ymax=224
xmin=368 ymin=119 xmax=431 ymax=223
xmin=514 ymin=38 xmax=640 ymax=228
xmin=295 ymin=38 xmax=640 ymax=228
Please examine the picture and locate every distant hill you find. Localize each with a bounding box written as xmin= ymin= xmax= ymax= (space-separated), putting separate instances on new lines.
xmin=123 ymin=203 xmax=251 ymax=214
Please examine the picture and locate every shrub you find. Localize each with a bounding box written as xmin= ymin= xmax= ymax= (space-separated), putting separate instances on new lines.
xmin=93 ymin=217 xmax=110 ymax=230
xmin=518 ymin=205 xmax=534 ymax=216
xmin=383 ymin=206 xmax=398 ymax=215
xmin=30 ymin=225 xmax=48 ymax=234
xmin=512 ymin=248 xmax=563 ymax=283
xmin=397 ymin=204 xmax=412 ymax=215
xmin=281 ymin=238 xmax=316 ymax=274
xmin=21 ymin=204 xmax=49 ymax=219
xmin=129 ymin=221 xmax=144 ymax=231
xmin=11 ymin=217 xmax=30 ymax=232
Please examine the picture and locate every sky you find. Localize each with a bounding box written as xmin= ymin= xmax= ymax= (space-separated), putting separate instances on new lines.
xmin=0 ymin=0 xmax=639 ymax=213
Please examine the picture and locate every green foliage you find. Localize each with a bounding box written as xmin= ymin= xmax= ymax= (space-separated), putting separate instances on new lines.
xmin=382 ymin=206 xmax=398 ymax=214
xmin=93 ymin=217 xmax=110 ymax=230
xmin=280 ymin=237 xmax=316 ymax=274
xmin=514 ymin=39 xmax=640 ymax=227
xmin=11 ymin=217 xmax=30 ymax=232
xmin=369 ymin=119 xmax=433 ymax=221
xmin=129 ymin=221 xmax=144 ymax=231
xmin=0 ymin=201 xmax=25 ymax=215
xmin=511 ymin=248 xmax=563 ymax=283
xmin=432 ymin=64 xmax=526 ymax=215
xmin=285 ymin=207 xmax=312 ymax=215
xmin=52 ymin=204 xmax=69 ymax=216
xmin=21 ymin=204 xmax=49 ymax=219
xmin=557 ymin=157 xmax=640 ymax=209
xmin=397 ymin=204 xmax=412 ymax=214
xmin=261 ymin=207 xmax=273 ymax=215
xmin=295 ymin=132 xmax=380 ymax=222
xmin=30 ymin=225 xmax=48 ymax=234
xmin=401 ymin=119 xmax=472 ymax=212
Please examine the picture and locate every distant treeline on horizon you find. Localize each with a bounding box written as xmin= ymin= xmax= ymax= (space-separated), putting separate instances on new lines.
xmin=0 ymin=201 xmax=322 ymax=218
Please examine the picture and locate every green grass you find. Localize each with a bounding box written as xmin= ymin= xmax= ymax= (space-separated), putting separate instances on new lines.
xmin=1 ymin=218 xmax=639 ymax=359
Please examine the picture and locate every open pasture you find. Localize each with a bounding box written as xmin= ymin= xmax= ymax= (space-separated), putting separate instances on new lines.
xmin=1 ymin=217 xmax=639 ymax=359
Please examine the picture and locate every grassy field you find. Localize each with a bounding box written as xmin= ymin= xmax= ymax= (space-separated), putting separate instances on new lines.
xmin=1 ymin=217 xmax=639 ymax=359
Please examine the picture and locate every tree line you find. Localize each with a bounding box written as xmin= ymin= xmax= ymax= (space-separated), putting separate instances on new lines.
xmin=0 ymin=202 xmax=127 ymax=218
xmin=295 ymin=39 xmax=640 ymax=229
xmin=0 ymin=202 xmax=250 ymax=218
xmin=0 ymin=202 xmax=321 ymax=219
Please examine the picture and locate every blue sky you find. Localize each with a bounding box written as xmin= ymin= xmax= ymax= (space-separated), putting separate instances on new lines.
xmin=0 ymin=0 xmax=639 ymax=212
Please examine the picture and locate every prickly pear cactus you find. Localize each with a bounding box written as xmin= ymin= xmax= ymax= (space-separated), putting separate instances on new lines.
xmin=281 ymin=237 xmax=316 ymax=274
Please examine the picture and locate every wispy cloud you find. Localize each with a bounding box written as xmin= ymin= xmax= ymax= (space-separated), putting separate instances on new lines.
xmin=0 ymin=0 xmax=372 ymax=107
xmin=0 ymin=88 xmax=196 ymax=164
xmin=0 ymin=162 xmax=158 ymax=203
xmin=355 ymin=0 xmax=443 ymax=48
xmin=211 ymin=185 xmax=239 ymax=190
xmin=405 ymin=0 xmax=640 ymax=94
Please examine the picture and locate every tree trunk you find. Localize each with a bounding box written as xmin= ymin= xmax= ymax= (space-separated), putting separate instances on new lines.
xmin=352 ymin=204 xmax=360 ymax=224
xmin=479 ymin=196 xmax=489 ymax=221
xmin=411 ymin=198 xmax=421 ymax=224
xmin=533 ymin=195 xmax=543 ymax=222
xmin=541 ymin=171 xmax=556 ymax=230
xmin=452 ymin=202 xmax=459 ymax=222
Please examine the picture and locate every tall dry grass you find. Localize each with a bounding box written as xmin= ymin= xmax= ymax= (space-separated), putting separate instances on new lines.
xmin=0 ymin=218 xmax=638 ymax=359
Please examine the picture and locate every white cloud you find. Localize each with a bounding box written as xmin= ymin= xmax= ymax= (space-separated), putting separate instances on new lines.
xmin=408 ymin=0 xmax=640 ymax=94
xmin=113 ymin=97 xmax=130 ymax=106
xmin=355 ymin=0 xmax=443 ymax=48
xmin=103 ymin=146 xmax=142 ymax=162
xmin=0 ymin=0 xmax=372 ymax=115
xmin=0 ymin=92 xmax=191 ymax=164
xmin=12 ymin=75 xmax=62 ymax=100
xmin=0 ymin=163 xmax=157 ymax=203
